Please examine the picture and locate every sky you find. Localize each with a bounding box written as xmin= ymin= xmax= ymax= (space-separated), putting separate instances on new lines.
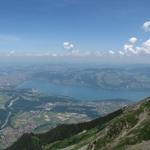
xmin=0 ymin=0 xmax=150 ymax=58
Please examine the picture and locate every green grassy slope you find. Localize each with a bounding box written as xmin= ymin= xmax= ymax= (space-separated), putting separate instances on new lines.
xmin=45 ymin=98 xmax=150 ymax=150
xmin=7 ymin=97 xmax=150 ymax=150
xmin=6 ymin=109 xmax=123 ymax=150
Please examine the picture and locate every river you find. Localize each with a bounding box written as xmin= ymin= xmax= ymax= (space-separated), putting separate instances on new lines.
xmin=0 ymin=96 xmax=20 ymax=130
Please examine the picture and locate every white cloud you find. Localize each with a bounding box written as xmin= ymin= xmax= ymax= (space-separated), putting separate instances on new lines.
xmin=63 ymin=41 xmax=74 ymax=50
xmin=118 ymin=21 xmax=150 ymax=56
xmin=118 ymin=51 xmax=125 ymax=55
xmin=143 ymin=21 xmax=150 ymax=32
xmin=121 ymin=36 xmax=140 ymax=55
xmin=7 ymin=50 xmax=15 ymax=56
xmin=52 ymin=53 xmax=57 ymax=57
xmin=123 ymin=44 xmax=137 ymax=54
xmin=109 ymin=50 xmax=115 ymax=55
xmin=139 ymin=39 xmax=150 ymax=54
xmin=129 ymin=37 xmax=138 ymax=44
xmin=121 ymin=37 xmax=150 ymax=56
xmin=10 ymin=50 xmax=15 ymax=54
xmin=143 ymin=39 xmax=150 ymax=48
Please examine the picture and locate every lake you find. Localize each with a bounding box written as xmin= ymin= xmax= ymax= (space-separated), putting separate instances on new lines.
xmin=17 ymin=79 xmax=150 ymax=101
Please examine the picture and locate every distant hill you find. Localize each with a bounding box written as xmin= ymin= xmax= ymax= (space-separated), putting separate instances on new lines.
xmin=32 ymin=67 xmax=150 ymax=90
xmin=6 ymin=97 xmax=150 ymax=150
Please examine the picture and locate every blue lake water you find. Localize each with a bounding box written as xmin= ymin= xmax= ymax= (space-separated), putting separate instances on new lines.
xmin=17 ymin=79 xmax=150 ymax=101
